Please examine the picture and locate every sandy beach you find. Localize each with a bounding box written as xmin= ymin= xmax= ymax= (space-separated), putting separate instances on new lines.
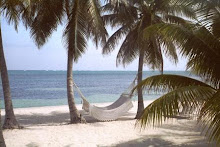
xmin=1 ymin=100 xmax=214 ymax=147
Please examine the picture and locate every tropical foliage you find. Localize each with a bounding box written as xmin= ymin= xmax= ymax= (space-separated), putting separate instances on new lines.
xmin=102 ymin=0 xmax=195 ymax=118
xmin=24 ymin=0 xmax=107 ymax=123
xmin=135 ymin=0 xmax=220 ymax=144
xmin=0 ymin=0 xmax=31 ymax=129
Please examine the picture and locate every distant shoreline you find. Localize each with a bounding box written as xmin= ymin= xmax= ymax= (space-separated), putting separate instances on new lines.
xmin=7 ymin=70 xmax=188 ymax=72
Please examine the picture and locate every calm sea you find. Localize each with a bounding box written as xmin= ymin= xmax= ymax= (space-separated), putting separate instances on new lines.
xmin=0 ymin=70 xmax=194 ymax=108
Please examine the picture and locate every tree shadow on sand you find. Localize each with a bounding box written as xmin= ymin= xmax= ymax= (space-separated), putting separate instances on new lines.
xmin=1 ymin=110 xmax=135 ymax=127
xmin=26 ymin=142 xmax=39 ymax=147
xmin=99 ymin=119 xmax=217 ymax=147
xmin=102 ymin=131 xmax=216 ymax=147
xmin=104 ymin=136 xmax=213 ymax=147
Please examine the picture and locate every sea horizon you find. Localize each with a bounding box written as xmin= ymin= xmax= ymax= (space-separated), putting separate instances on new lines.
xmin=7 ymin=69 xmax=188 ymax=72
xmin=1 ymin=70 xmax=194 ymax=108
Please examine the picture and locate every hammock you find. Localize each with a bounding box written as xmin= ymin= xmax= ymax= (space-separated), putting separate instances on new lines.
xmin=73 ymin=78 xmax=137 ymax=121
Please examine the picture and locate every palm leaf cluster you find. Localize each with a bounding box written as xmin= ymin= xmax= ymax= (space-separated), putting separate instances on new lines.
xmin=102 ymin=0 xmax=196 ymax=118
xmin=135 ymin=75 xmax=216 ymax=126
xmin=24 ymin=0 xmax=107 ymax=60
xmin=25 ymin=0 xmax=108 ymax=123
xmin=0 ymin=0 xmax=33 ymax=130
xmin=145 ymin=23 xmax=220 ymax=86
xmin=1 ymin=0 xmax=27 ymax=30
xmin=102 ymin=0 xmax=196 ymax=69
xmin=1 ymin=0 xmax=220 ymax=144
xmin=135 ymin=0 xmax=220 ymax=144
xmin=2 ymin=0 xmax=107 ymax=123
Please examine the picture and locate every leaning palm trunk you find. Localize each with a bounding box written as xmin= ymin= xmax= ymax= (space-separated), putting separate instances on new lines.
xmin=67 ymin=52 xmax=86 ymax=123
xmin=0 ymin=26 xmax=20 ymax=129
xmin=135 ymin=49 xmax=144 ymax=119
xmin=0 ymin=107 xmax=6 ymax=147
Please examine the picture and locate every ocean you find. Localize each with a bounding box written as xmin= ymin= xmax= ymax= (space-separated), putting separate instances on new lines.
xmin=0 ymin=70 xmax=194 ymax=108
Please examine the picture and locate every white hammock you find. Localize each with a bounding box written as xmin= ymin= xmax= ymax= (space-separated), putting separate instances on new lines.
xmin=73 ymin=78 xmax=137 ymax=121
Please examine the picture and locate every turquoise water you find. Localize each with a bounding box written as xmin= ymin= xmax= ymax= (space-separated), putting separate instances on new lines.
xmin=0 ymin=70 xmax=194 ymax=108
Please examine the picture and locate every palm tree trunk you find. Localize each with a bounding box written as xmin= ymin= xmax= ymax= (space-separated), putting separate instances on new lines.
xmin=158 ymin=47 xmax=164 ymax=74
xmin=135 ymin=49 xmax=145 ymax=119
xmin=161 ymin=61 xmax=164 ymax=74
xmin=0 ymin=108 xmax=6 ymax=147
xmin=0 ymin=25 xmax=20 ymax=129
xmin=67 ymin=51 xmax=86 ymax=123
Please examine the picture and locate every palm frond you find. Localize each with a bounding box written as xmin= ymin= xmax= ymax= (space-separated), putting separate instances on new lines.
xmin=182 ymin=26 xmax=220 ymax=87
xmin=87 ymin=0 xmax=108 ymax=47
xmin=194 ymin=0 xmax=220 ymax=29
xmin=1 ymin=0 xmax=24 ymax=30
xmin=102 ymin=25 xmax=130 ymax=54
xmin=143 ymin=23 xmax=220 ymax=87
xmin=143 ymin=37 xmax=163 ymax=71
xmin=29 ymin=0 xmax=64 ymax=48
xmin=133 ymin=74 xmax=214 ymax=93
xmin=102 ymin=14 xmax=119 ymax=27
xmin=163 ymin=15 xmax=191 ymax=25
xmin=102 ymin=1 xmax=138 ymax=26
xmin=159 ymin=34 xmax=178 ymax=64
xmin=137 ymin=86 xmax=216 ymax=128
xmin=116 ymin=25 xmax=139 ymax=66
xmin=212 ymin=14 xmax=220 ymax=39
xmin=103 ymin=0 xmax=131 ymax=13
xmin=20 ymin=0 xmax=38 ymax=29
xmin=63 ymin=0 xmax=87 ymax=62
xmin=167 ymin=4 xmax=195 ymax=19
xmin=199 ymin=90 xmax=220 ymax=145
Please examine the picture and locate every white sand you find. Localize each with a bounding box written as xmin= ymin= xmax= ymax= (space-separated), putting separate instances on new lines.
xmin=1 ymin=100 xmax=214 ymax=147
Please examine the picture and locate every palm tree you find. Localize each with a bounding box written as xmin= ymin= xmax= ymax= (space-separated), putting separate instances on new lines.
xmin=0 ymin=103 xmax=6 ymax=147
xmin=26 ymin=0 xmax=107 ymax=123
xmin=102 ymin=0 xmax=195 ymax=118
xmin=135 ymin=0 xmax=220 ymax=144
xmin=0 ymin=0 xmax=28 ymax=129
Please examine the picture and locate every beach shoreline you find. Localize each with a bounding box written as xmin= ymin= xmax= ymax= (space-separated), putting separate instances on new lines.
xmin=1 ymin=100 xmax=213 ymax=146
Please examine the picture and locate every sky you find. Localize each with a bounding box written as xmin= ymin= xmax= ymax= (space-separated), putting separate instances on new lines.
xmin=2 ymin=18 xmax=187 ymax=71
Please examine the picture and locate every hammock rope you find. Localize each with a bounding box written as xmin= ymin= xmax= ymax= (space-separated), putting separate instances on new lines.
xmin=73 ymin=76 xmax=137 ymax=121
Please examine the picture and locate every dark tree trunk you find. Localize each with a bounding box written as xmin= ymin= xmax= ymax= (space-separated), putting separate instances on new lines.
xmin=135 ymin=49 xmax=145 ymax=119
xmin=0 ymin=25 xmax=20 ymax=129
xmin=0 ymin=108 xmax=6 ymax=147
xmin=67 ymin=51 xmax=86 ymax=123
xmin=161 ymin=61 xmax=164 ymax=74
xmin=158 ymin=47 xmax=164 ymax=74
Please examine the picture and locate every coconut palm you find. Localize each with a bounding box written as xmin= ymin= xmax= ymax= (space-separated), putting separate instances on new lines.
xmin=102 ymin=0 xmax=195 ymax=118
xmin=0 ymin=0 xmax=30 ymax=129
xmin=135 ymin=0 xmax=220 ymax=144
xmin=0 ymin=102 xmax=6 ymax=147
xmin=25 ymin=0 xmax=107 ymax=123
